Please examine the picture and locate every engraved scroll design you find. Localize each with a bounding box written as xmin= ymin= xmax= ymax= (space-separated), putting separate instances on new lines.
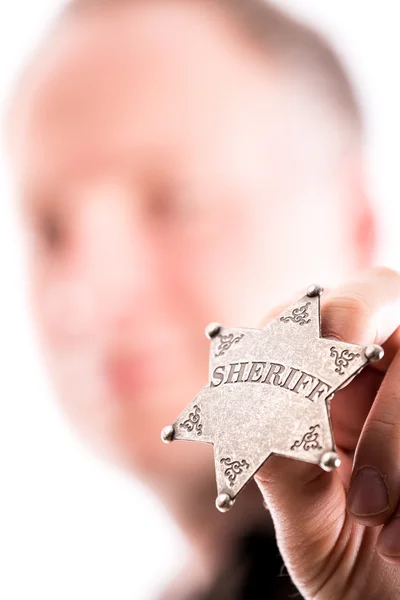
xmin=220 ymin=457 xmax=250 ymax=487
xmin=290 ymin=424 xmax=322 ymax=451
xmin=280 ymin=302 xmax=311 ymax=326
xmin=215 ymin=333 xmax=245 ymax=357
xmin=180 ymin=405 xmax=203 ymax=436
xmin=330 ymin=347 xmax=360 ymax=375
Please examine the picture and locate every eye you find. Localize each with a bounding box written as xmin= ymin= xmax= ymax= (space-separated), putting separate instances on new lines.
xmin=148 ymin=187 xmax=202 ymax=223
xmin=36 ymin=210 xmax=66 ymax=252
xmin=148 ymin=190 xmax=181 ymax=220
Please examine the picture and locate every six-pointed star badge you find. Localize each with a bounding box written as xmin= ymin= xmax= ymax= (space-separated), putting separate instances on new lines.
xmin=161 ymin=285 xmax=384 ymax=512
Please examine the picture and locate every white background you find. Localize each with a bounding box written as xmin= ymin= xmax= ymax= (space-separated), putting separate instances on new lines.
xmin=1 ymin=2 xmax=399 ymax=599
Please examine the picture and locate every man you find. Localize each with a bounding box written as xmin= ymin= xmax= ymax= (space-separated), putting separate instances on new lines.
xmin=7 ymin=0 xmax=400 ymax=598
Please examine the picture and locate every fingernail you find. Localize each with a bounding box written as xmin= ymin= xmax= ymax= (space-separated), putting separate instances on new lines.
xmin=379 ymin=517 xmax=400 ymax=557
xmin=347 ymin=467 xmax=389 ymax=516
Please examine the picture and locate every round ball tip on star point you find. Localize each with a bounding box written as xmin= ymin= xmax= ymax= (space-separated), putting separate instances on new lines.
xmin=364 ymin=344 xmax=384 ymax=363
xmin=161 ymin=425 xmax=175 ymax=444
xmin=205 ymin=322 xmax=222 ymax=340
xmin=319 ymin=451 xmax=341 ymax=472
xmin=307 ymin=284 xmax=324 ymax=298
xmin=216 ymin=493 xmax=235 ymax=513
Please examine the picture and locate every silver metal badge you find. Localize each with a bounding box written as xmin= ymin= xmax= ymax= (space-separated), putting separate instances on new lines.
xmin=161 ymin=285 xmax=384 ymax=512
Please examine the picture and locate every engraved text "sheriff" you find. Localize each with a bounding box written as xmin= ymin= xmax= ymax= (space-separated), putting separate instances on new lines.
xmin=211 ymin=361 xmax=331 ymax=402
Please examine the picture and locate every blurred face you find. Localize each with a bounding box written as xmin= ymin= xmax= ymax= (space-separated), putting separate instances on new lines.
xmin=10 ymin=1 xmax=352 ymax=484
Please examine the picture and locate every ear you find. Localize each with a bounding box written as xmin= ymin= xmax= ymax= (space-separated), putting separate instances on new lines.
xmin=347 ymin=157 xmax=379 ymax=270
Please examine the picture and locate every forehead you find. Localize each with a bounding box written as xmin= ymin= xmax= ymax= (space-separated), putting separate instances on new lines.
xmin=11 ymin=1 xmax=277 ymax=186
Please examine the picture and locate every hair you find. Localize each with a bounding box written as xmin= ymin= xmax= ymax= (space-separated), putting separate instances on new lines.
xmin=63 ymin=0 xmax=362 ymax=140
xmin=6 ymin=0 xmax=362 ymax=172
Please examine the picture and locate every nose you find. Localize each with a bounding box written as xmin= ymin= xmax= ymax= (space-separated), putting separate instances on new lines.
xmin=73 ymin=180 xmax=154 ymax=330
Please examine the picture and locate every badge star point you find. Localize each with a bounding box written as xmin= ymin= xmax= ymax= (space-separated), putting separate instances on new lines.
xmin=162 ymin=285 xmax=384 ymax=511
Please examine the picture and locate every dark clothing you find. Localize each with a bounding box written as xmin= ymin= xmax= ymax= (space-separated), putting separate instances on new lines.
xmin=193 ymin=527 xmax=303 ymax=600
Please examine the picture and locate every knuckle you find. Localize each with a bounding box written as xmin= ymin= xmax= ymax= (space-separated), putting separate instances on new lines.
xmin=322 ymin=266 xmax=400 ymax=343
xmin=322 ymin=294 xmax=372 ymax=342
xmin=365 ymin=410 xmax=400 ymax=444
xmin=371 ymin=265 xmax=400 ymax=283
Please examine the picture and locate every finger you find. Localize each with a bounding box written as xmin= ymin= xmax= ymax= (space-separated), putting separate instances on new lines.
xmin=374 ymin=326 xmax=400 ymax=373
xmin=331 ymin=367 xmax=383 ymax=453
xmin=321 ymin=266 xmax=400 ymax=363
xmin=268 ymin=267 xmax=400 ymax=371
xmin=346 ymin=348 xmax=400 ymax=527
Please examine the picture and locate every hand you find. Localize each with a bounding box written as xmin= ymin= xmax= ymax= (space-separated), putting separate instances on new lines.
xmin=254 ymin=266 xmax=400 ymax=600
